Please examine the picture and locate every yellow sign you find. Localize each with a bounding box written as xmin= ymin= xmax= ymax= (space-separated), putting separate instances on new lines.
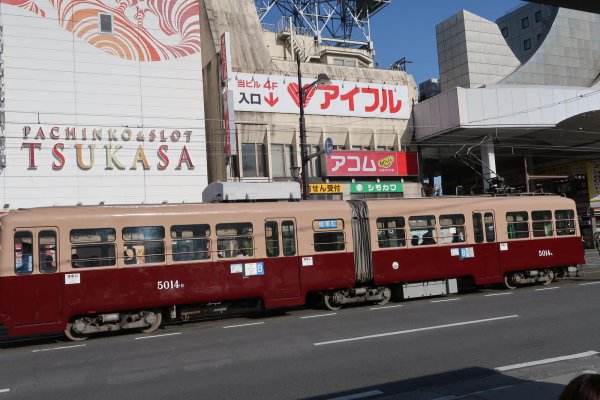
xmin=309 ymin=183 xmax=343 ymax=194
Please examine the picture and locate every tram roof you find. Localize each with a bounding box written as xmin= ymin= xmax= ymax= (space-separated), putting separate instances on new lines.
xmin=0 ymin=194 xmax=575 ymax=226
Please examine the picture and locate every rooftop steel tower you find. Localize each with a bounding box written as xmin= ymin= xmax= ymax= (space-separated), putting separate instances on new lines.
xmin=255 ymin=0 xmax=390 ymax=54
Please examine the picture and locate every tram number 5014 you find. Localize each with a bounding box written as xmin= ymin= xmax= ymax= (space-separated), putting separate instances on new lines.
xmin=539 ymin=250 xmax=554 ymax=257
xmin=157 ymin=280 xmax=184 ymax=290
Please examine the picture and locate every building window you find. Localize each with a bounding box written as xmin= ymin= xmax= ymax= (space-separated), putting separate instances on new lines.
xmin=521 ymin=17 xmax=529 ymax=29
xmin=308 ymin=145 xmax=322 ymax=178
xmin=99 ymin=13 xmax=113 ymax=34
xmin=242 ymin=143 xmax=267 ymax=178
xmin=501 ymin=26 xmax=508 ymax=38
xmin=524 ymin=38 xmax=531 ymax=51
xmin=271 ymin=144 xmax=294 ymax=177
xmin=333 ymin=58 xmax=357 ymax=67
xmin=535 ymin=10 xmax=542 ymax=23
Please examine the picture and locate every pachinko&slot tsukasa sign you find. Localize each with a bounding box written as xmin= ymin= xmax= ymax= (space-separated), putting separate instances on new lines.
xmin=325 ymin=151 xmax=418 ymax=177
xmin=20 ymin=125 xmax=196 ymax=171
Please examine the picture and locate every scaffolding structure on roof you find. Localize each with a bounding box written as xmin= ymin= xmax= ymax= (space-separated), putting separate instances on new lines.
xmin=255 ymin=0 xmax=390 ymax=53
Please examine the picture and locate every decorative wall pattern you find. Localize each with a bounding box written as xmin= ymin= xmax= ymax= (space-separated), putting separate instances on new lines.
xmin=0 ymin=0 xmax=201 ymax=61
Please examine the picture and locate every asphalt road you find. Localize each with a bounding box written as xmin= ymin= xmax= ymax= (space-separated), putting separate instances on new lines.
xmin=1 ymin=251 xmax=599 ymax=400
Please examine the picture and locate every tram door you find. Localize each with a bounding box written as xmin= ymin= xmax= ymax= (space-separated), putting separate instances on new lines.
xmin=472 ymin=211 xmax=500 ymax=278
xmin=264 ymin=219 xmax=300 ymax=299
xmin=12 ymin=227 xmax=62 ymax=326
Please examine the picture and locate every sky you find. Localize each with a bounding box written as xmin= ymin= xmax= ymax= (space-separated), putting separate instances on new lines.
xmin=369 ymin=0 xmax=524 ymax=85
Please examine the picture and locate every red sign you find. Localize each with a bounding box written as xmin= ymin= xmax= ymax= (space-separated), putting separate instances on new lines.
xmin=325 ymin=151 xmax=418 ymax=177
xmin=220 ymin=32 xmax=231 ymax=82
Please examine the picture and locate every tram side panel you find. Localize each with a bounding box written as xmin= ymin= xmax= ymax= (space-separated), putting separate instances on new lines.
xmin=296 ymin=208 xmax=357 ymax=297
xmin=368 ymin=200 xmax=502 ymax=288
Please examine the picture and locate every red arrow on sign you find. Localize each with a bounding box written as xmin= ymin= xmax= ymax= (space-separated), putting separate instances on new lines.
xmin=264 ymin=92 xmax=279 ymax=107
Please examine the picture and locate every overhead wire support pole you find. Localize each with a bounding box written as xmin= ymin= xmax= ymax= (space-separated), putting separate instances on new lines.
xmin=295 ymin=51 xmax=331 ymax=200
xmin=297 ymin=52 xmax=309 ymax=200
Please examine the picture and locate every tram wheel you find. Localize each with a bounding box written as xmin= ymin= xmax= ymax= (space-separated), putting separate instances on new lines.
xmin=140 ymin=310 xmax=163 ymax=333
xmin=542 ymin=269 xmax=554 ymax=285
xmin=503 ymin=273 xmax=518 ymax=290
xmin=64 ymin=321 xmax=89 ymax=341
xmin=323 ymin=293 xmax=342 ymax=311
xmin=374 ymin=287 xmax=392 ymax=306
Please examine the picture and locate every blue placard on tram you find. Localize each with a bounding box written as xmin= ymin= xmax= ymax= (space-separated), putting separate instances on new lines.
xmin=319 ymin=220 xmax=338 ymax=229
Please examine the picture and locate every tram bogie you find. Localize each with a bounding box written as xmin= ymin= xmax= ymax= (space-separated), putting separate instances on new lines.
xmin=0 ymin=194 xmax=585 ymax=340
xmin=64 ymin=309 xmax=163 ymax=340
xmin=322 ymin=286 xmax=391 ymax=310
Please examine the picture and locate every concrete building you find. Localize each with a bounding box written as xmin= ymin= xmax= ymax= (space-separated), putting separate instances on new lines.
xmin=0 ymin=0 xmax=208 ymax=208
xmin=200 ymin=0 xmax=422 ymax=199
xmin=414 ymin=3 xmax=600 ymax=244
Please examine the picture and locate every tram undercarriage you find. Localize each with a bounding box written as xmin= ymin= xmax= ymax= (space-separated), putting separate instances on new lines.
xmin=65 ymin=310 xmax=162 ymax=341
xmin=503 ymin=265 xmax=583 ymax=289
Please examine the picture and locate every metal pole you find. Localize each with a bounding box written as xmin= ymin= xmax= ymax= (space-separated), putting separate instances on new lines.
xmin=297 ymin=53 xmax=309 ymax=200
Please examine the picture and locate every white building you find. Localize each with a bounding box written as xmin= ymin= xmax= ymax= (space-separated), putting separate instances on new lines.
xmin=0 ymin=0 xmax=207 ymax=208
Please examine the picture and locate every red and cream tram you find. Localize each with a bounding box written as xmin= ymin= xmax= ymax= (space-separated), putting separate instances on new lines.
xmin=0 ymin=195 xmax=584 ymax=340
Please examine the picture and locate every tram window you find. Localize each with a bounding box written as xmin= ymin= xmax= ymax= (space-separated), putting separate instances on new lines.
xmin=71 ymin=228 xmax=116 ymax=243
xmin=507 ymin=211 xmax=529 ymax=239
xmin=123 ymin=226 xmax=165 ymax=264
xmin=123 ymin=226 xmax=165 ymax=241
xmin=439 ymin=214 xmax=465 ymax=244
xmin=265 ymin=221 xmax=280 ymax=257
xmin=555 ymin=209 xmax=576 ymax=236
xmin=170 ymin=224 xmax=210 ymax=239
xmin=408 ymin=215 xmax=436 ymax=246
xmin=484 ymin=212 xmax=496 ymax=242
xmin=39 ymin=230 xmax=57 ymax=273
xmin=15 ymin=231 xmax=33 ymax=275
xmin=172 ymin=239 xmax=210 ymax=261
xmin=216 ymin=222 xmax=254 ymax=258
xmin=473 ymin=213 xmax=484 ymax=243
xmin=71 ymin=244 xmax=116 ymax=267
xmin=123 ymin=241 xmax=165 ymax=264
xmin=171 ymin=224 xmax=210 ymax=262
xmin=314 ymin=231 xmax=345 ymax=252
xmin=376 ymin=217 xmax=406 ymax=248
xmin=532 ymin=210 xmax=553 ymax=237
xmin=282 ymin=220 xmax=296 ymax=256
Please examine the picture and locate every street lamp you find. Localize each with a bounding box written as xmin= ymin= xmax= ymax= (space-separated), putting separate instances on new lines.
xmin=297 ymin=52 xmax=331 ymax=200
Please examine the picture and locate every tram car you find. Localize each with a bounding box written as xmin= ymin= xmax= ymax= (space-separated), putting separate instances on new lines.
xmin=0 ymin=195 xmax=584 ymax=340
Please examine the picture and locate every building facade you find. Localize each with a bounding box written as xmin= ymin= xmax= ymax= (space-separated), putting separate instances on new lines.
xmin=415 ymin=3 xmax=600 ymax=244
xmin=0 ymin=0 xmax=208 ymax=208
xmin=200 ymin=0 xmax=422 ymax=200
